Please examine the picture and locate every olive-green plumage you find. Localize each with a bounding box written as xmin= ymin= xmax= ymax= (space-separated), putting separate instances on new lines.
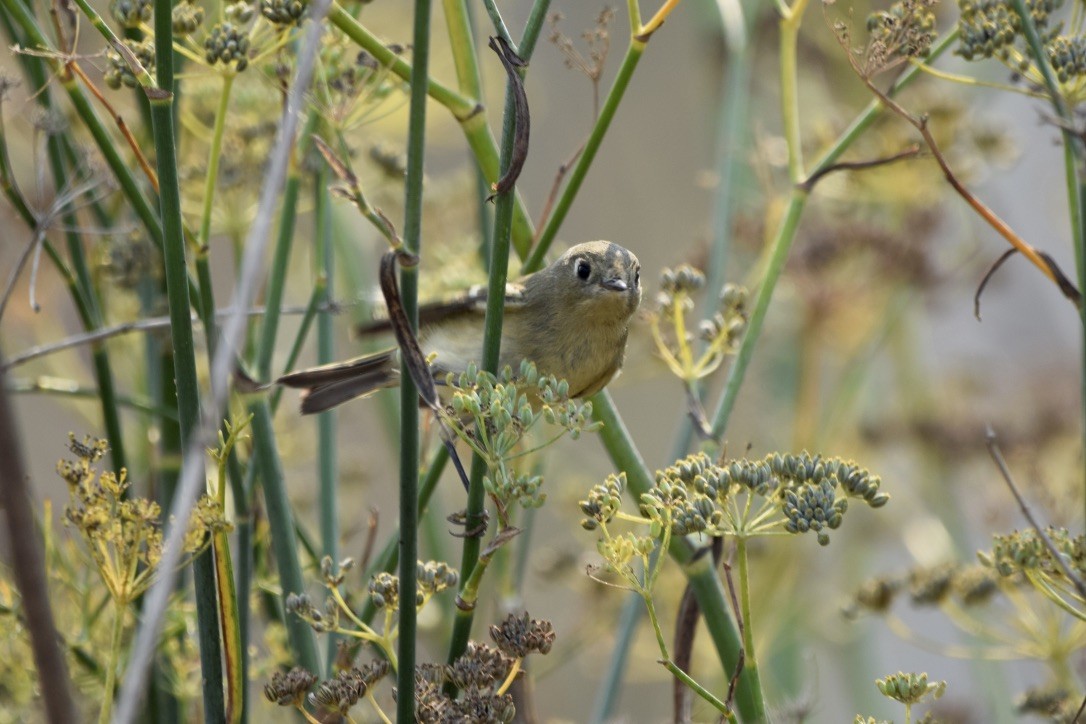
xmin=279 ymin=241 xmax=641 ymax=414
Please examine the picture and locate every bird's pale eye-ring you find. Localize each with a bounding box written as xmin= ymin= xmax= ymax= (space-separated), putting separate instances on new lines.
xmin=575 ymin=259 xmax=591 ymax=280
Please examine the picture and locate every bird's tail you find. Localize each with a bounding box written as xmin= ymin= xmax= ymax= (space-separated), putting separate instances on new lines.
xmin=277 ymin=349 xmax=399 ymax=414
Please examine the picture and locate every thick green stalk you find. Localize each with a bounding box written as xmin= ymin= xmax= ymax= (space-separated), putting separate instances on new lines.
xmin=398 ymin=0 xmax=432 ymax=717
xmin=447 ymin=66 xmax=521 ymax=673
xmin=524 ymin=40 xmax=644 ymax=272
xmin=592 ymin=391 xmax=763 ymax=720
xmin=149 ymin=1 xmax=223 ymax=719
xmin=327 ymin=3 xmax=536 ymax=258
xmin=250 ymin=401 xmax=321 ymax=673
xmin=443 ymin=0 xmax=483 ymax=100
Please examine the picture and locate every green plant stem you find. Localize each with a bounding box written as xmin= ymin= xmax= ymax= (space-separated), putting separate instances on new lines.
xmin=592 ymin=391 xmax=764 ymax=721
xmin=524 ymin=39 xmax=643 ymax=273
xmin=481 ymin=0 xmax=515 ymax=50
xmin=327 ymin=3 xmax=535 ymax=258
xmin=99 ymin=602 xmax=126 ymax=724
xmin=148 ymin=1 xmax=223 ymax=719
xmin=250 ymin=401 xmax=321 ymax=674
xmin=779 ymin=0 xmax=809 ymax=184
xmin=734 ymin=536 xmax=764 ymax=711
xmin=443 ymin=0 xmax=484 ymax=100
xmin=708 ymin=32 xmax=958 ymax=438
xmin=447 ymin=53 xmax=521 ymax=675
xmin=398 ymin=0 xmax=432 ymax=717
xmin=315 ymin=169 xmax=340 ymax=675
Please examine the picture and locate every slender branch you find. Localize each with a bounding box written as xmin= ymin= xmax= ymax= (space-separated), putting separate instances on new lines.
xmin=1 ymin=303 xmax=346 ymax=371
xmin=0 ymin=362 xmax=79 ymax=723
xmin=799 ymin=144 xmax=921 ymax=192
xmin=984 ymin=426 xmax=1086 ymax=603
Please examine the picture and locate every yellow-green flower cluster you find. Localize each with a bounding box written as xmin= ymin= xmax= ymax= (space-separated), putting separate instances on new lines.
xmin=875 ymin=671 xmax=946 ymax=706
xmin=980 ymin=526 xmax=1086 ymax=579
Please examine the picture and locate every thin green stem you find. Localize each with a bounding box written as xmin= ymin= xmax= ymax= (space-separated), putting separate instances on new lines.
xmin=447 ymin=48 xmax=521 ymax=673
xmin=443 ymin=0 xmax=484 ymax=100
xmin=316 ymin=168 xmax=340 ymax=676
xmin=524 ymin=40 xmax=644 ymax=272
xmin=327 ymin=2 xmax=536 ymax=258
xmin=480 ymin=0 xmax=515 ymax=52
xmin=779 ymin=0 xmax=809 ymax=183
xmin=397 ymin=0 xmax=432 ymax=717
xmin=591 ymin=391 xmax=764 ymax=720
xmin=734 ymin=536 xmax=764 ymax=711
xmin=99 ymin=602 xmax=126 ymax=724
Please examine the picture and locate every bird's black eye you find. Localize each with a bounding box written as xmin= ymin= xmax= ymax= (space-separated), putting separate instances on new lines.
xmin=634 ymin=268 xmax=640 ymax=287
xmin=575 ymin=259 xmax=591 ymax=280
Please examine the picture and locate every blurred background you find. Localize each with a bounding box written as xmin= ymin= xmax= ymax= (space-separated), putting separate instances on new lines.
xmin=1 ymin=0 xmax=1083 ymax=720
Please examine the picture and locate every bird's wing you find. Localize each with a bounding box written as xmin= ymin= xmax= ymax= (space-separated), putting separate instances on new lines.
xmin=356 ymin=281 xmax=528 ymax=336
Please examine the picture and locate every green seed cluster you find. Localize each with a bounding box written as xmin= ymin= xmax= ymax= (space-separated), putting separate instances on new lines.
xmin=204 ymin=22 xmax=251 ymax=72
xmin=782 ymin=479 xmax=848 ymax=546
xmin=875 ymin=671 xmax=946 ymax=706
xmin=284 ymin=592 xmax=338 ymax=632
xmin=579 ymin=472 xmax=626 ymax=530
xmin=956 ymin=0 xmax=1062 ymax=63
xmin=980 ymin=526 xmax=1086 ymax=578
xmin=416 ymin=560 xmax=459 ymax=603
xmin=110 ymin=0 xmax=151 ymax=28
xmin=1046 ymin=35 xmax=1086 ymax=82
xmin=588 ymin=451 xmax=888 ymax=546
xmin=699 ymin=283 xmax=748 ymax=343
xmin=367 ymin=572 xmax=398 ymax=610
xmin=104 ymin=40 xmax=155 ymax=90
xmin=261 ymin=0 xmax=308 ymax=25
xmin=226 ymin=1 xmax=255 ymax=23
xmin=172 ymin=0 xmax=205 ymax=35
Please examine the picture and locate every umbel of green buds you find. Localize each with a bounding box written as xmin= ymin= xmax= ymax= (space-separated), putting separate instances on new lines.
xmin=172 ymin=0 xmax=205 ymax=36
xmin=110 ymin=0 xmax=151 ymax=28
xmin=875 ymin=671 xmax=946 ymax=706
xmin=204 ymin=22 xmax=251 ymax=72
xmin=262 ymin=0 xmax=309 ymax=25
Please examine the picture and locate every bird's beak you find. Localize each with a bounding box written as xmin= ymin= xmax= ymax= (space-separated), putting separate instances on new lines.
xmin=602 ymin=277 xmax=628 ymax=292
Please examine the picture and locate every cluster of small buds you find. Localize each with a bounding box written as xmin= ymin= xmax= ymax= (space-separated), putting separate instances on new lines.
xmin=698 ymin=289 xmax=748 ymax=346
xmin=285 ymin=592 xmax=338 ymax=633
xmin=226 ymin=1 xmax=255 ymax=23
xmin=865 ymin=0 xmax=938 ymax=62
xmin=110 ymin=0 xmax=151 ymax=28
xmin=875 ymin=671 xmax=946 ymax=706
xmin=1046 ymin=36 xmax=1086 ymax=83
xmin=263 ymin=666 xmax=317 ymax=707
xmin=980 ymin=527 xmax=1086 ymax=579
xmin=842 ymin=576 xmax=899 ymax=619
xmin=768 ymin=452 xmax=889 ymax=508
xmin=320 ymin=555 xmax=354 ymax=586
xmin=640 ymin=478 xmax=720 ymax=537
xmin=718 ymin=458 xmax=776 ymax=497
xmin=484 ymin=472 xmax=545 ymax=509
xmin=308 ymin=661 xmax=389 ymax=716
xmin=261 ymin=0 xmax=308 ymax=25
xmin=659 ymin=264 xmax=705 ymax=297
xmin=104 ymin=40 xmax=154 ymax=90
xmin=782 ymin=479 xmax=848 ymax=546
xmin=204 ymin=22 xmax=251 ymax=72
xmin=417 ymin=560 xmax=459 ymax=602
xmin=956 ymin=0 xmax=1023 ymax=62
xmin=368 ymin=572 xmax=399 ymax=610
xmin=489 ymin=611 xmax=556 ymax=658
xmin=907 ymin=562 xmax=956 ymax=605
xmin=172 ymin=0 xmax=205 ymax=36
xmin=597 ymin=531 xmax=656 ymax=569
xmin=952 ymin=565 xmax=1000 ymax=606
xmin=408 ymin=644 xmax=519 ymax=722
xmin=579 ymin=472 xmax=626 ymax=530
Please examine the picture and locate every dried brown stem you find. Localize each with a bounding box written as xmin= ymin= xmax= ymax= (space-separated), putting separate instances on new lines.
xmin=799 ymin=143 xmax=922 ymax=192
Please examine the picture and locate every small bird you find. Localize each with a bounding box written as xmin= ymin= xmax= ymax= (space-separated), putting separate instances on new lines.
xmin=278 ymin=241 xmax=642 ymax=414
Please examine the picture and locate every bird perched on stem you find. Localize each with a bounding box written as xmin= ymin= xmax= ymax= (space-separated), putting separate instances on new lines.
xmin=279 ymin=241 xmax=641 ymax=414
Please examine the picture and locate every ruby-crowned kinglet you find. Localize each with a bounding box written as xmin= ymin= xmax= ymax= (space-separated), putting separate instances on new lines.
xmin=279 ymin=241 xmax=642 ymax=414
